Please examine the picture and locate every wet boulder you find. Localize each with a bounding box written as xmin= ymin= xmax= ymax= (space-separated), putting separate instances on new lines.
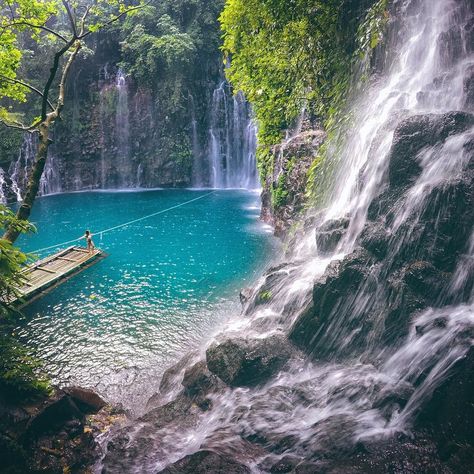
xmin=244 ymin=262 xmax=301 ymax=314
xmin=182 ymin=361 xmax=223 ymax=403
xmin=415 ymin=346 xmax=474 ymax=457
xmin=359 ymin=220 xmax=391 ymax=260
xmin=289 ymin=248 xmax=375 ymax=358
xmin=323 ymin=434 xmax=451 ymax=473
xmin=156 ymin=352 xmax=198 ymax=399
xmin=206 ymin=335 xmax=294 ymax=387
xmin=239 ymin=288 xmax=253 ymax=306
xmin=383 ymin=261 xmax=451 ymax=343
xmin=158 ymin=450 xmax=251 ymax=474
xmin=63 ymin=386 xmax=107 ymax=412
xmin=388 ymin=111 xmax=474 ymax=189
xmin=315 ymin=217 xmax=349 ymax=254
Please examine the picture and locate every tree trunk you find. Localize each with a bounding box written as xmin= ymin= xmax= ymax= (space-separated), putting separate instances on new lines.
xmin=3 ymin=123 xmax=51 ymax=243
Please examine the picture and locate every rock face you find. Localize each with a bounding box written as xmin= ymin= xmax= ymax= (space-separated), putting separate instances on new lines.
xmin=261 ymin=129 xmax=326 ymax=237
xmin=290 ymin=111 xmax=474 ymax=357
xmin=315 ymin=217 xmax=350 ymax=254
xmin=387 ymin=112 xmax=474 ymax=189
xmin=290 ymin=248 xmax=376 ymax=357
xmin=206 ymin=336 xmax=294 ymax=387
xmin=0 ymin=387 xmax=111 ymax=474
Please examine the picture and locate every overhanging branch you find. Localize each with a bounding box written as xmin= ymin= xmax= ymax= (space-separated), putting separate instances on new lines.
xmin=0 ymin=75 xmax=55 ymax=111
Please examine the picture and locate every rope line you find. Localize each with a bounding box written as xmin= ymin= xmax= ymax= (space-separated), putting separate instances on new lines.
xmin=30 ymin=191 xmax=216 ymax=254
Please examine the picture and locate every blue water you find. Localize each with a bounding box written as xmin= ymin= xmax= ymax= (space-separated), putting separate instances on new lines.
xmin=15 ymin=190 xmax=276 ymax=409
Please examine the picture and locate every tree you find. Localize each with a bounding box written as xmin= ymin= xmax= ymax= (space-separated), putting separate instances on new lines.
xmin=0 ymin=0 xmax=144 ymax=243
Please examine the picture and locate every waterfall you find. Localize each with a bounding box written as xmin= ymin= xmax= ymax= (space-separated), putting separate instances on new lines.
xmin=9 ymin=134 xmax=36 ymax=201
xmin=0 ymin=169 xmax=6 ymax=204
xmin=39 ymin=153 xmax=62 ymax=196
xmin=101 ymin=0 xmax=474 ymax=471
xmin=8 ymin=134 xmax=62 ymax=200
xmin=115 ymin=69 xmax=131 ymax=188
xmin=207 ymin=82 xmax=259 ymax=189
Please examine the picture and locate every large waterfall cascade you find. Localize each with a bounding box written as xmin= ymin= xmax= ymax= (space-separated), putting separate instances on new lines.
xmin=206 ymin=82 xmax=259 ymax=189
xmin=100 ymin=0 xmax=474 ymax=471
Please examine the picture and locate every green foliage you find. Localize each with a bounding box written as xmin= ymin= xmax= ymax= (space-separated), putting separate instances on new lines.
xmin=119 ymin=0 xmax=223 ymax=87
xmin=120 ymin=13 xmax=196 ymax=86
xmin=357 ymin=0 xmax=389 ymax=55
xmin=0 ymin=207 xmax=35 ymax=311
xmin=0 ymin=0 xmax=144 ymax=129
xmin=272 ymin=179 xmax=289 ymax=208
xmin=0 ymin=128 xmax=22 ymax=165
xmin=0 ymin=0 xmax=59 ymax=114
xmin=0 ymin=331 xmax=51 ymax=401
xmin=305 ymin=0 xmax=389 ymax=204
xmin=220 ymin=0 xmax=362 ymax=146
xmin=221 ymin=0 xmax=388 ymax=208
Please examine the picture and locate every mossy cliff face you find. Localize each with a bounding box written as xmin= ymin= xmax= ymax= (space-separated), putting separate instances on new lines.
xmin=260 ymin=125 xmax=326 ymax=237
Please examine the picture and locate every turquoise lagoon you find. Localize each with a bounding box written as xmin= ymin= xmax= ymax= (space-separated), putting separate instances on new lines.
xmin=15 ymin=189 xmax=277 ymax=410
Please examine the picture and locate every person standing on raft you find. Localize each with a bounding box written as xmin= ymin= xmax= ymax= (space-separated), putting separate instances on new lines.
xmin=83 ymin=230 xmax=95 ymax=252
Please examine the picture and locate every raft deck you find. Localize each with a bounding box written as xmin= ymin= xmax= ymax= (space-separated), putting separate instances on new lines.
xmin=12 ymin=246 xmax=104 ymax=306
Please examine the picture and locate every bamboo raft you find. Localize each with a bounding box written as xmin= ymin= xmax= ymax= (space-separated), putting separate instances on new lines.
xmin=11 ymin=246 xmax=105 ymax=307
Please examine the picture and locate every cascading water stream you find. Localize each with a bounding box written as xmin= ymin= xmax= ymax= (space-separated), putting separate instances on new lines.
xmin=9 ymin=134 xmax=36 ymax=201
xmin=208 ymin=83 xmax=259 ymax=189
xmin=0 ymin=168 xmax=6 ymax=204
xmin=115 ymin=69 xmax=132 ymax=188
xmin=100 ymin=0 xmax=474 ymax=471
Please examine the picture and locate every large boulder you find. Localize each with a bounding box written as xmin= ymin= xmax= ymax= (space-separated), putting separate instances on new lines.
xmin=415 ymin=346 xmax=474 ymax=468
xmin=24 ymin=392 xmax=83 ymax=438
xmin=289 ymin=248 xmax=375 ymax=358
xmin=181 ymin=361 xmax=224 ymax=406
xmin=206 ymin=335 xmax=294 ymax=387
xmin=157 ymin=450 xmax=251 ymax=474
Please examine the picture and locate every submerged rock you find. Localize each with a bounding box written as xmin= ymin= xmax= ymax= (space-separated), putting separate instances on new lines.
xmin=206 ymin=335 xmax=294 ymax=387
xmin=157 ymin=450 xmax=251 ymax=474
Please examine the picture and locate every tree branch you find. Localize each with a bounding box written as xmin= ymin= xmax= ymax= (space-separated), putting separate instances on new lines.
xmin=79 ymin=5 xmax=91 ymax=37
xmin=41 ymin=38 xmax=76 ymax=121
xmin=0 ymin=75 xmax=55 ymax=111
xmin=61 ymin=0 xmax=78 ymax=38
xmin=0 ymin=21 xmax=69 ymax=43
xmin=55 ymin=41 xmax=82 ymax=118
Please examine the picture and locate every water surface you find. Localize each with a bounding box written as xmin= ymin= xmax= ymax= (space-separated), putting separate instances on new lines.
xmin=15 ymin=189 xmax=276 ymax=410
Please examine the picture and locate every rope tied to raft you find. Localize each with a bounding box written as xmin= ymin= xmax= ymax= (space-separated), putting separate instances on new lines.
xmin=30 ymin=191 xmax=216 ymax=254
